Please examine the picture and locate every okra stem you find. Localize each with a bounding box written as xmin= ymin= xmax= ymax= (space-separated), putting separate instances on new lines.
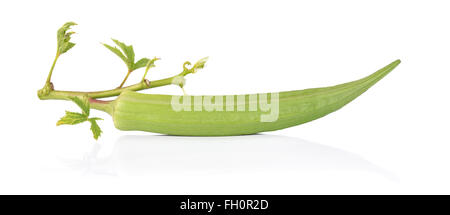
xmin=89 ymin=98 xmax=114 ymax=115
xmin=38 ymin=74 xmax=181 ymax=101
xmin=118 ymin=70 xmax=132 ymax=88
xmin=45 ymin=53 xmax=60 ymax=84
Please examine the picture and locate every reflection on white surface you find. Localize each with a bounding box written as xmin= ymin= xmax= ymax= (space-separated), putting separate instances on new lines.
xmin=63 ymin=134 xmax=393 ymax=179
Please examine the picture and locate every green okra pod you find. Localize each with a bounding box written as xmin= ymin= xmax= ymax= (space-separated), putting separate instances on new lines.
xmin=38 ymin=22 xmax=401 ymax=139
xmin=90 ymin=60 xmax=400 ymax=136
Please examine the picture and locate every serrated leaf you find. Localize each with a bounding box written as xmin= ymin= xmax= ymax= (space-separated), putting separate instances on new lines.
xmin=103 ymin=43 xmax=128 ymax=65
xmin=57 ymin=22 xmax=77 ymax=54
xmin=56 ymin=97 xmax=104 ymax=140
xmin=57 ymin=111 xmax=88 ymax=125
xmin=70 ymin=96 xmax=90 ymax=116
xmin=133 ymin=58 xmax=150 ymax=70
xmin=112 ymin=39 xmax=128 ymax=53
xmin=112 ymin=39 xmax=135 ymax=69
xmin=88 ymin=118 xmax=103 ymax=140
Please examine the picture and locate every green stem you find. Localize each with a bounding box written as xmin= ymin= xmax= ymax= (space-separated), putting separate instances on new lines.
xmin=147 ymin=77 xmax=176 ymax=88
xmin=89 ymin=98 xmax=114 ymax=115
xmin=46 ymin=52 xmax=60 ymax=84
xmin=142 ymin=66 xmax=150 ymax=82
xmin=118 ymin=70 xmax=132 ymax=88
xmin=38 ymin=75 xmax=180 ymax=101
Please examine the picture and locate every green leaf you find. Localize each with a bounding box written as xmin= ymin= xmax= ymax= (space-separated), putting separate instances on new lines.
xmin=56 ymin=97 xmax=103 ymax=140
xmin=103 ymin=43 xmax=127 ymax=65
xmin=88 ymin=118 xmax=103 ymax=140
xmin=70 ymin=96 xmax=90 ymax=116
xmin=57 ymin=111 xmax=88 ymax=125
xmin=57 ymin=22 xmax=77 ymax=54
xmin=133 ymin=58 xmax=150 ymax=70
xmin=126 ymin=45 xmax=135 ymax=67
xmin=111 ymin=39 xmax=128 ymax=54
xmin=112 ymin=39 xmax=135 ymax=69
xmin=104 ymin=39 xmax=141 ymax=71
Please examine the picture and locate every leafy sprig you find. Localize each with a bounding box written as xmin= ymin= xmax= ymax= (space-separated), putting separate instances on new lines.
xmin=41 ymin=22 xmax=210 ymax=140
xmin=57 ymin=22 xmax=77 ymax=55
xmin=103 ymin=39 xmax=156 ymax=87
xmin=57 ymin=97 xmax=103 ymax=140
xmin=39 ymin=22 xmax=78 ymax=97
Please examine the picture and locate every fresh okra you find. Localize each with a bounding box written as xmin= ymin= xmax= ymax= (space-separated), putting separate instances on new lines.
xmin=37 ymin=22 xmax=401 ymax=139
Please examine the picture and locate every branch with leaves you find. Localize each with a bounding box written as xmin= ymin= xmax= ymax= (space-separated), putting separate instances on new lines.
xmin=103 ymin=39 xmax=158 ymax=88
xmin=37 ymin=22 xmax=208 ymax=140
xmin=57 ymin=97 xmax=102 ymax=139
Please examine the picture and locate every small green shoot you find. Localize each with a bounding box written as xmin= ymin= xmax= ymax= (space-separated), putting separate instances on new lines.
xmin=57 ymin=22 xmax=77 ymax=55
xmin=172 ymin=57 xmax=209 ymax=94
xmin=142 ymin=57 xmax=160 ymax=81
xmin=39 ymin=22 xmax=210 ymax=140
xmin=182 ymin=57 xmax=209 ymax=76
xmin=38 ymin=22 xmax=78 ymax=98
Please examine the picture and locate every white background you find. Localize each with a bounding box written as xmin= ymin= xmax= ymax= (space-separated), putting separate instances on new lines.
xmin=0 ymin=0 xmax=449 ymax=194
